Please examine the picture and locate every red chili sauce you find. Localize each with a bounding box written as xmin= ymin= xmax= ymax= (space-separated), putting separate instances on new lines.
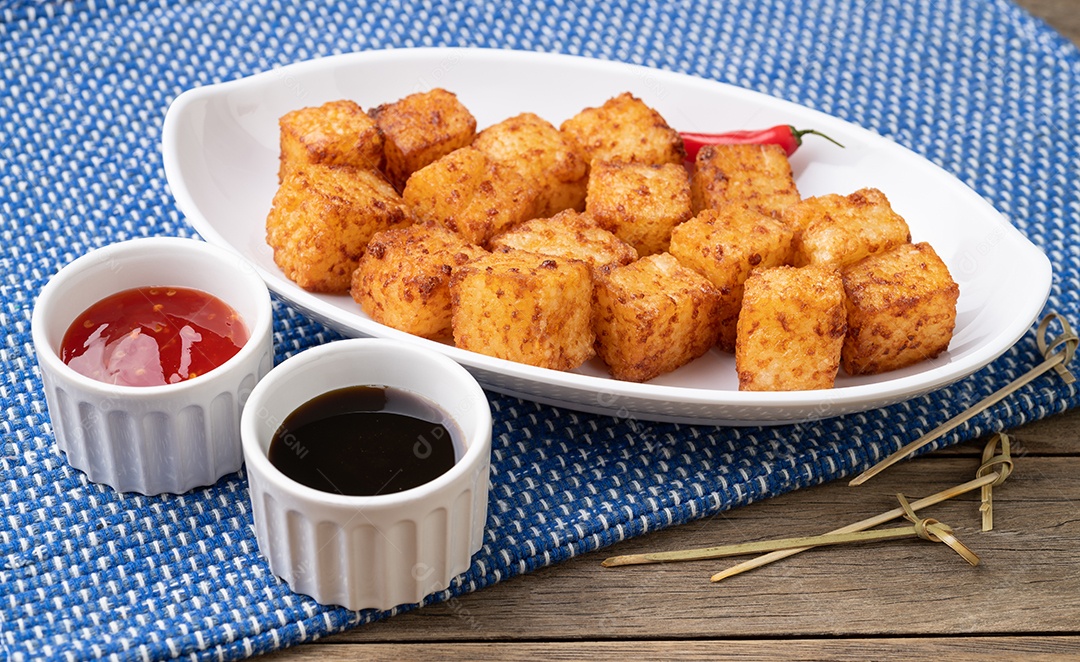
xmin=60 ymin=286 xmax=249 ymax=387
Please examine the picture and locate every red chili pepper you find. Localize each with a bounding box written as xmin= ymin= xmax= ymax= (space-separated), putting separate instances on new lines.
xmin=680 ymin=125 xmax=844 ymax=161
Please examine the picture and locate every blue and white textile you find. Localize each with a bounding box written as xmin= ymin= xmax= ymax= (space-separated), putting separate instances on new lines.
xmin=2 ymin=1 xmax=1077 ymax=659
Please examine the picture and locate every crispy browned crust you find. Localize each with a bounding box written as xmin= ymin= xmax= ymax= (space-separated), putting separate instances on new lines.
xmin=560 ymin=92 xmax=685 ymax=167
xmin=593 ymin=253 xmax=723 ymax=382
xmin=735 ymin=265 xmax=847 ymax=391
xmin=585 ymin=161 xmax=692 ymax=256
xmin=450 ymin=251 xmax=595 ymax=371
xmin=690 ymin=143 xmax=800 ymax=217
xmin=841 ymin=242 xmax=959 ymax=375
xmin=403 ymin=146 xmax=540 ymax=247
xmin=369 ymin=88 xmax=477 ymax=191
xmin=278 ymin=99 xmax=384 ymax=182
xmin=474 ymin=112 xmax=589 ymax=217
xmin=670 ymin=205 xmax=795 ymax=352
xmin=489 ymin=209 xmax=637 ymax=273
xmin=266 ymin=164 xmax=413 ymax=293
xmin=268 ymin=91 xmax=956 ymax=385
xmin=351 ymin=222 xmax=487 ymax=340
xmin=788 ymin=187 xmax=912 ymax=268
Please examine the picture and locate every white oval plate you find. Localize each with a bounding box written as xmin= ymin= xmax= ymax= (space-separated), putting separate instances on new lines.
xmin=162 ymin=48 xmax=1051 ymax=425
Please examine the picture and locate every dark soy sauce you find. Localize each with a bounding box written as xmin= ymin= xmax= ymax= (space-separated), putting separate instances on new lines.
xmin=268 ymin=386 xmax=460 ymax=496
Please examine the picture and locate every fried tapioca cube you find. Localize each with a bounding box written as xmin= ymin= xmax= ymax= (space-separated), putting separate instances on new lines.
xmin=593 ymin=253 xmax=723 ymax=383
xmin=350 ymin=223 xmax=487 ymax=340
xmin=403 ymin=146 xmax=540 ymax=247
xmin=585 ymin=161 xmax=692 ymax=256
xmin=669 ymin=206 xmax=795 ymax=352
xmin=690 ymin=143 xmax=801 ymax=217
xmin=277 ymin=99 xmax=384 ymax=182
xmin=788 ymin=187 xmax=912 ymax=268
xmin=450 ymin=251 xmax=594 ymax=371
xmin=266 ymin=164 xmax=413 ymax=293
xmin=559 ymin=92 xmax=685 ymax=166
xmin=736 ymin=265 xmax=847 ymax=391
xmin=473 ymin=112 xmax=589 ymax=217
xmin=369 ymin=88 xmax=477 ymax=190
xmin=488 ymin=209 xmax=637 ymax=274
xmin=841 ymin=242 xmax=959 ymax=376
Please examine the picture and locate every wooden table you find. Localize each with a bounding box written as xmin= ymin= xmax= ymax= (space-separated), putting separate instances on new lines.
xmin=265 ymin=3 xmax=1080 ymax=658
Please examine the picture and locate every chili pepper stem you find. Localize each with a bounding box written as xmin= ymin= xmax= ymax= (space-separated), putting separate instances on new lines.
xmin=789 ymin=126 xmax=845 ymax=149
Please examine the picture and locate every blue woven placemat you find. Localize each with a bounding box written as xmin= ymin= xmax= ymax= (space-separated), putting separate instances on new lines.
xmin=2 ymin=0 xmax=1078 ymax=659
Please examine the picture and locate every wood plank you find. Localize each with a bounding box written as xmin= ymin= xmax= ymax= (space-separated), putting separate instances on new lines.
xmin=261 ymin=637 xmax=1080 ymax=661
xmin=319 ymin=455 xmax=1080 ymax=642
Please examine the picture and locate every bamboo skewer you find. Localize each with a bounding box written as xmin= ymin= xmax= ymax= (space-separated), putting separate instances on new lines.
xmin=709 ymin=472 xmax=1000 ymax=582
xmin=977 ymin=433 xmax=1013 ymax=531
xmin=603 ymin=521 xmax=974 ymax=568
xmin=708 ymin=434 xmax=1013 ymax=582
xmin=600 ymin=471 xmax=1001 ymax=575
xmin=894 ymin=493 xmax=980 ymax=567
xmin=849 ymin=313 xmax=1075 ymax=486
xmin=601 ymin=402 xmax=1020 ymax=583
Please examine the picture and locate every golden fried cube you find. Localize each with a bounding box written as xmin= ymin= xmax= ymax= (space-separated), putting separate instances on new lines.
xmin=841 ymin=242 xmax=959 ymax=375
xmin=278 ymin=99 xmax=384 ymax=182
xmin=690 ymin=144 xmax=801 ymax=217
xmin=559 ymin=92 xmax=685 ymax=166
xmin=266 ymin=164 xmax=413 ymax=293
xmin=790 ymin=188 xmax=911 ymax=268
xmin=489 ymin=210 xmax=638 ymax=273
xmin=450 ymin=251 xmax=594 ymax=371
xmin=593 ymin=253 xmax=722 ymax=382
xmin=473 ymin=112 xmax=589 ymax=217
xmin=369 ymin=88 xmax=477 ymax=190
xmin=736 ymin=265 xmax=847 ymax=391
xmin=669 ymin=206 xmax=795 ymax=352
xmin=585 ymin=161 xmax=692 ymax=256
xmin=403 ymin=146 xmax=540 ymax=247
xmin=351 ymin=223 xmax=487 ymax=340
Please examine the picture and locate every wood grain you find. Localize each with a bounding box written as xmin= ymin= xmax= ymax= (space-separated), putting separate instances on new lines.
xmin=260 ymin=1 xmax=1080 ymax=657
xmin=264 ymin=637 xmax=1080 ymax=662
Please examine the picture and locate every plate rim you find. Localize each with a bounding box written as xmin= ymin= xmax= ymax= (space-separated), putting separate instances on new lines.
xmin=161 ymin=46 xmax=1054 ymax=424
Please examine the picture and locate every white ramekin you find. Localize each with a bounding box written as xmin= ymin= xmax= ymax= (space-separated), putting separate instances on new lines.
xmin=240 ymin=338 xmax=492 ymax=612
xmin=31 ymin=237 xmax=274 ymax=495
